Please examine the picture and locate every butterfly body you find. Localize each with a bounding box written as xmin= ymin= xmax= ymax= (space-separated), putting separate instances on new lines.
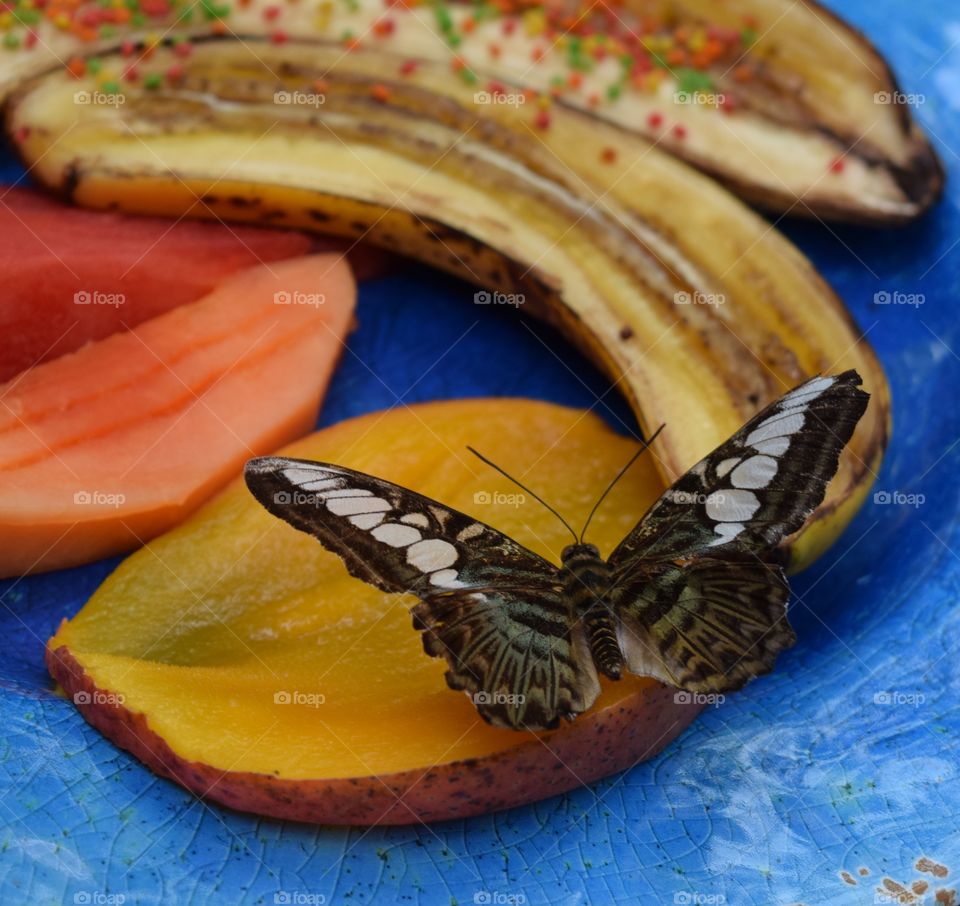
xmin=559 ymin=544 xmax=623 ymax=681
xmin=246 ymin=370 xmax=869 ymax=731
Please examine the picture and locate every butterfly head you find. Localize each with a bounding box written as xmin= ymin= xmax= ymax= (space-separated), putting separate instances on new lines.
xmin=561 ymin=542 xmax=601 ymax=565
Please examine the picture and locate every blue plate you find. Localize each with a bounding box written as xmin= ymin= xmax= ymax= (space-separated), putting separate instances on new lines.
xmin=2 ymin=2 xmax=958 ymax=901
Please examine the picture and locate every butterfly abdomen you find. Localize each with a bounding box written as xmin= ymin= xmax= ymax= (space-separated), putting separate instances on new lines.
xmin=560 ymin=544 xmax=624 ymax=681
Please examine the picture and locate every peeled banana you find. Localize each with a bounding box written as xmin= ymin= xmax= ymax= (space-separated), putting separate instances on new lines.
xmin=0 ymin=0 xmax=941 ymax=223
xmin=6 ymin=38 xmax=890 ymax=569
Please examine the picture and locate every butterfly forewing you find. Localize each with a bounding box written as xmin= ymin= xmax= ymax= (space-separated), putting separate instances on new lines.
xmin=244 ymin=457 xmax=601 ymax=730
xmin=610 ymin=371 xmax=869 ymax=566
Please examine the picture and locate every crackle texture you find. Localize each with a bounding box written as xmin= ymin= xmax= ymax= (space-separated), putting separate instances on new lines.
xmin=2 ymin=0 xmax=959 ymax=901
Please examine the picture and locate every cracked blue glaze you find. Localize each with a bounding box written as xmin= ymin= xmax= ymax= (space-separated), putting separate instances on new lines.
xmin=1 ymin=1 xmax=958 ymax=902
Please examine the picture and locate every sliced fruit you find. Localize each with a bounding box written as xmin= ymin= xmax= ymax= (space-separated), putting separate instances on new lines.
xmin=0 ymin=0 xmax=941 ymax=221
xmin=47 ymin=398 xmax=705 ymax=825
xmin=5 ymin=38 xmax=890 ymax=570
xmin=0 ymin=187 xmax=397 ymax=381
xmin=0 ymin=253 xmax=355 ymax=577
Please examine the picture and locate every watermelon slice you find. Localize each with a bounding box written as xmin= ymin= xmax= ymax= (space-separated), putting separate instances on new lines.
xmin=0 ymin=187 xmax=317 ymax=381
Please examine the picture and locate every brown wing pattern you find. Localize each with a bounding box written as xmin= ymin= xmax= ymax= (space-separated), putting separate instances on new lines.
xmin=608 ymin=371 xmax=868 ymax=692
xmin=245 ymin=457 xmax=599 ymax=730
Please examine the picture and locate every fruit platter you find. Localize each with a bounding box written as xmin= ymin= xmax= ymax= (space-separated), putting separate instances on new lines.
xmin=0 ymin=0 xmax=957 ymax=902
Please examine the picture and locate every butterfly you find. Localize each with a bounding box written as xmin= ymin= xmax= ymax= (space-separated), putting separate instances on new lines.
xmin=244 ymin=370 xmax=869 ymax=731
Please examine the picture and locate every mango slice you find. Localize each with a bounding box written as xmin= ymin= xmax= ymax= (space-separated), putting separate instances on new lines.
xmin=48 ymin=399 xmax=711 ymax=824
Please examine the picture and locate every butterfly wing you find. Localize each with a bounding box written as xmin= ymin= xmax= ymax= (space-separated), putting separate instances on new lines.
xmin=413 ymin=588 xmax=600 ymax=730
xmin=612 ymin=370 xmax=871 ymax=563
xmin=610 ymin=556 xmax=793 ymax=692
xmin=608 ymin=370 xmax=869 ymax=691
xmin=244 ymin=457 xmax=600 ymax=730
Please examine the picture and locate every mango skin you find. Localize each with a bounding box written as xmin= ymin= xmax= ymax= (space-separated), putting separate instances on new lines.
xmin=46 ymin=399 xmax=714 ymax=825
xmin=47 ymin=645 xmax=698 ymax=824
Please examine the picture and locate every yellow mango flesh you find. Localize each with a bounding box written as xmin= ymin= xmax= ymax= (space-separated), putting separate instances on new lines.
xmin=51 ymin=399 xmax=665 ymax=779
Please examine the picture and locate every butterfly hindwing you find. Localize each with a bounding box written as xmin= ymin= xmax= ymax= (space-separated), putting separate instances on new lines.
xmin=244 ymin=457 xmax=601 ymax=730
xmin=414 ymin=590 xmax=600 ymax=729
xmin=613 ymin=557 xmax=793 ymax=692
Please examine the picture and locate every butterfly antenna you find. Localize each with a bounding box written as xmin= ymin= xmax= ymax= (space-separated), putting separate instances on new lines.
xmin=579 ymin=424 xmax=666 ymax=544
xmin=467 ymin=446 xmax=578 ymax=544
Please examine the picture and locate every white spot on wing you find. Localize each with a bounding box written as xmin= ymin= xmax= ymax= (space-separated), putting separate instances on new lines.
xmin=349 ymin=513 xmax=385 ymax=529
xmin=430 ymin=568 xmax=464 ymax=588
xmin=321 ymin=489 xmax=374 ymax=499
xmin=401 ymin=513 xmax=430 ymax=528
xmin=283 ymin=467 xmax=336 ymax=486
xmin=707 ymin=522 xmax=746 ymax=546
xmin=715 ymin=457 xmax=740 ymax=478
xmin=705 ymin=489 xmax=760 ymax=522
xmin=371 ymin=523 xmax=422 ymax=547
xmin=456 ymin=523 xmax=485 ymax=542
xmin=407 ymin=538 xmax=458 ymax=572
xmin=751 ymin=436 xmax=790 ymax=456
xmin=780 ymin=375 xmax=835 ymax=408
xmin=327 ymin=496 xmax=391 ymax=516
xmin=747 ymin=411 xmax=805 ymax=445
xmin=298 ymin=478 xmax=341 ymax=492
xmin=731 ymin=455 xmax=778 ymax=489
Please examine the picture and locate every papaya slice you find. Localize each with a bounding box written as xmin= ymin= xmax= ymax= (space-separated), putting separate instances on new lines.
xmin=0 ymin=253 xmax=356 ymax=576
xmin=47 ymin=400 xmax=701 ymax=825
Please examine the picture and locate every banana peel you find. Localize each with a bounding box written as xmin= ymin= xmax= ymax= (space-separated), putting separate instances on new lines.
xmin=0 ymin=0 xmax=941 ymax=224
xmin=5 ymin=38 xmax=891 ymax=570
